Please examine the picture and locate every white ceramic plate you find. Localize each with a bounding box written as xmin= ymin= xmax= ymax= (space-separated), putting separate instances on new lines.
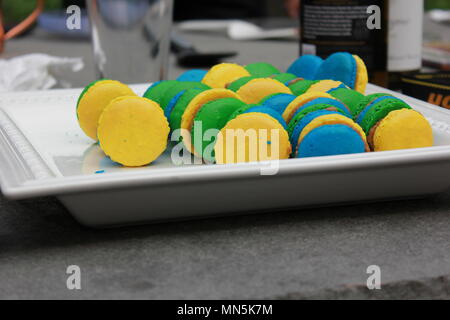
xmin=1 ymin=84 xmax=450 ymax=227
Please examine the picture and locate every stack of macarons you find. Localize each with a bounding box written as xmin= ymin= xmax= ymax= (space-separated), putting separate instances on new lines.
xmin=76 ymin=79 xmax=169 ymax=167
xmin=76 ymin=53 xmax=434 ymax=167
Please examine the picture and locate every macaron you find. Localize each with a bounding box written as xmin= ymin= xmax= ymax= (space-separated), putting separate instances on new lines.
xmin=97 ymin=96 xmax=169 ymax=167
xmin=306 ymin=80 xmax=348 ymax=94
xmin=368 ymin=109 xmax=433 ymax=152
xmin=354 ymin=95 xmax=433 ymax=151
xmin=287 ymin=99 xmax=351 ymax=133
xmin=180 ymin=89 xmax=242 ymax=154
xmin=241 ymin=105 xmax=288 ymax=129
xmin=142 ymin=80 xmax=178 ymax=106
xmin=292 ymin=113 xmax=368 ymax=158
xmin=245 ymin=62 xmax=280 ymax=77
xmin=328 ymin=88 xmax=365 ymax=116
xmin=169 ymin=88 xmax=208 ymax=131
xmin=282 ymin=92 xmax=339 ymax=123
xmin=158 ymin=81 xmax=210 ymax=111
xmin=259 ymin=93 xmax=297 ymax=115
xmin=287 ymin=55 xmax=324 ymax=80
xmin=354 ymin=95 xmax=412 ymax=133
xmin=191 ymin=97 xmax=246 ymax=162
xmin=202 ymin=63 xmax=251 ymax=88
xmin=236 ymin=78 xmax=292 ymax=104
xmin=288 ymin=79 xmax=319 ymax=95
xmin=288 ymin=109 xmax=341 ymax=152
xmin=314 ymin=52 xmax=368 ymax=93
xmin=271 ymin=73 xmax=298 ymax=85
xmin=227 ymin=76 xmax=258 ymax=92
xmin=77 ymin=79 xmax=136 ymax=140
xmin=177 ymin=69 xmax=207 ymax=82
xmin=214 ymin=112 xmax=291 ymax=164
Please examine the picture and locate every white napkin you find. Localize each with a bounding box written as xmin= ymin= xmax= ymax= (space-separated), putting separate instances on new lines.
xmin=0 ymin=53 xmax=84 ymax=92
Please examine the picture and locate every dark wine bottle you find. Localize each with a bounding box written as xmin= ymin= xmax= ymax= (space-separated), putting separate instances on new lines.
xmin=300 ymin=0 xmax=389 ymax=87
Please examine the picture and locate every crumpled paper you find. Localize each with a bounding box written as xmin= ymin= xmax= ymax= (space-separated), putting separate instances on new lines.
xmin=0 ymin=53 xmax=84 ymax=92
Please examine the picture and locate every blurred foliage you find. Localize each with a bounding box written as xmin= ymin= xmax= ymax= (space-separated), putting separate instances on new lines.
xmin=3 ymin=0 xmax=63 ymax=25
xmin=425 ymin=0 xmax=450 ymax=10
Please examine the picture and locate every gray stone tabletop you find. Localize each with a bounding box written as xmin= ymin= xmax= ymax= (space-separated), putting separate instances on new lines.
xmin=0 ymin=25 xmax=449 ymax=300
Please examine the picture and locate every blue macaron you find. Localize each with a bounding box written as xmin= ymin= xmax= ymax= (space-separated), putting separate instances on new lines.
xmin=177 ymin=69 xmax=208 ymax=82
xmin=260 ymin=93 xmax=297 ymax=115
xmin=287 ymin=55 xmax=324 ymax=80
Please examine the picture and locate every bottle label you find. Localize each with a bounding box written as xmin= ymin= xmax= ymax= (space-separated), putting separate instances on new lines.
xmin=388 ymin=0 xmax=424 ymax=72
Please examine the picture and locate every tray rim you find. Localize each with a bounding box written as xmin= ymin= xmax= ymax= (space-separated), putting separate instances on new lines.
xmin=1 ymin=83 xmax=450 ymax=200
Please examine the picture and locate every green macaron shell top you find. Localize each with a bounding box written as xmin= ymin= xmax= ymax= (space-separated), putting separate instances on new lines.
xmin=289 ymin=80 xmax=319 ymax=95
xmin=259 ymin=93 xmax=279 ymax=104
xmin=169 ymin=88 xmax=208 ymax=132
xmin=328 ymin=88 xmax=365 ymax=116
xmin=272 ymin=73 xmax=297 ymax=84
xmin=159 ymin=81 xmax=210 ymax=110
xmin=358 ymin=98 xmax=412 ymax=134
xmin=192 ymin=97 xmax=246 ymax=162
xmin=227 ymin=104 xmax=260 ymax=123
xmin=353 ymin=93 xmax=392 ymax=120
xmin=227 ymin=76 xmax=258 ymax=92
xmin=287 ymin=103 xmax=349 ymax=136
xmin=143 ymin=80 xmax=179 ymax=106
xmin=76 ymin=79 xmax=109 ymax=109
xmin=245 ymin=62 xmax=280 ymax=78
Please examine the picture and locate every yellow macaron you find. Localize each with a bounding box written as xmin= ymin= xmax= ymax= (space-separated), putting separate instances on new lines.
xmin=98 ymin=96 xmax=169 ymax=167
xmin=236 ymin=78 xmax=292 ymax=104
xmin=214 ymin=112 xmax=291 ymax=164
xmin=77 ymin=79 xmax=136 ymax=140
xmin=370 ymin=109 xmax=433 ymax=151
xmin=202 ymin=63 xmax=251 ymax=88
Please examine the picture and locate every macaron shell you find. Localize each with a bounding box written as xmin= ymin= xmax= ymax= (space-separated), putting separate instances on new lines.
xmin=77 ymin=80 xmax=136 ymax=140
xmin=97 ymin=96 xmax=169 ymax=167
xmin=287 ymin=55 xmax=323 ymax=80
xmin=372 ymin=109 xmax=433 ymax=151
xmin=214 ymin=112 xmax=291 ymax=164
xmin=260 ymin=93 xmax=297 ymax=114
xmin=306 ymin=80 xmax=346 ymax=93
xmin=272 ymin=73 xmax=297 ymax=85
xmin=297 ymin=124 xmax=367 ymax=158
xmin=181 ymin=89 xmax=242 ymax=154
xmin=177 ymin=69 xmax=207 ymax=82
xmin=159 ymin=81 xmax=210 ymax=110
xmin=241 ymin=106 xmax=288 ymax=129
xmin=169 ymin=88 xmax=207 ymax=131
xmin=298 ymin=113 xmax=367 ymax=148
xmin=328 ymin=88 xmax=365 ymax=116
xmin=192 ymin=98 xmax=246 ymax=162
xmin=202 ymin=63 xmax=251 ymax=88
xmin=227 ymin=76 xmax=258 ymax=92
xmin=353 ymin=55 xmax=368 ymax=94
xmin=245 ymin=62 xmax=280 ymax=77
xmin=358 ymin=98 xmax=411 ymax=134
xmin=288 ymin=79 xmax=318 ymax=95
xmin=282 ymin=92 xmax=333 ymax=123
xmin=143 ymin=80 xmax=178 ymax=105
xmin=314 ymin=52 xmax=357 ymax=90
xmin=237 ymin=78 xmax=292 ymax=104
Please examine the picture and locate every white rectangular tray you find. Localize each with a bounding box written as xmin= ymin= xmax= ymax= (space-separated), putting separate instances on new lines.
xmin=1 ymin=84 xmax=450 ymax=227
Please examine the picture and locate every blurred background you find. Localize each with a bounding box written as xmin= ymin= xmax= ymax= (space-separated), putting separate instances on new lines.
xmin=0 ymin=0 xmax=449 ymax=106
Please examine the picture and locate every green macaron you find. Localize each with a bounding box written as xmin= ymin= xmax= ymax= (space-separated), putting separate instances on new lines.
xmin=245 ymin=62 xmax=280 ymax=77
xmin=191 ymin=97 xmax=246 ymax=162
xmin=159 ymin=81 xmax=210 ymax=110
xmin=227 ymin=76 xmax=258 ymax=92
xmin=289 ymin=79 xmax=319 ymax=95
xmin=328 ymin=88 xmax=365 ymax=116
